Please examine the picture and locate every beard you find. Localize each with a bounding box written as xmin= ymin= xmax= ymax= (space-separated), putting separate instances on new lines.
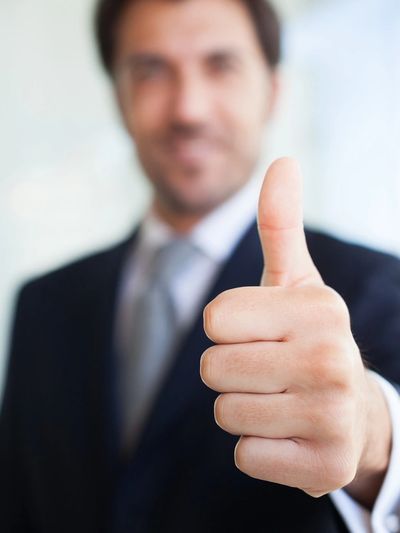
xmin=135 ymin=122 xmax=258 ymax=215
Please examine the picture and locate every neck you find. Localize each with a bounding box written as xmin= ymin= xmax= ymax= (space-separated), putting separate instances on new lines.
xmin=153 ymin=199 xmax=207 ymax=234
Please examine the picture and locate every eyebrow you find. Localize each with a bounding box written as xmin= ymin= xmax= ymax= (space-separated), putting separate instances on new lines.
xmin=206 ymin=49 xmax=243 ymax=63
xmin=120 ymin=47 xmax=243 ymax=66
xmin=121 ymin=53 xmax=166 ymax=68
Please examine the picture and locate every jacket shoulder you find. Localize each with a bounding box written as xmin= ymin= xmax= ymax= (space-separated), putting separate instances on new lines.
xmin=18 ymin=235 xmax=134 ymax=305
xmin=306 ymin=228 xmax=400 ymax=288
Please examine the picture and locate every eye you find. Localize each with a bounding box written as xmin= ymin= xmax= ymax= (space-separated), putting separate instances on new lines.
xmin=117 ymin=55 xmax=170 ymax=84
xmin=132 ymin=59 xmax=168 ymax=81
xmin=207 ymin=53 xmax=239 ymax=75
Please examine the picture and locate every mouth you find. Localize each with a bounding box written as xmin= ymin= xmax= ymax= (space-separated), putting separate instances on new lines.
xmin=166 ymin=137 xmax=220 ymax=166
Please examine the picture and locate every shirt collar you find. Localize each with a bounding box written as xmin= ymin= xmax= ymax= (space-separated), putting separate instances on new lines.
xmin=138 ymin=173 xmax=262 ymax=264
xmin=190 ymin=174 xmax=262 ymax=262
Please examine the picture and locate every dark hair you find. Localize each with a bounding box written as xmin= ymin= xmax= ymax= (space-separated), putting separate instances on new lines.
xmin=94 ymin=0 xmax=281 ymax=76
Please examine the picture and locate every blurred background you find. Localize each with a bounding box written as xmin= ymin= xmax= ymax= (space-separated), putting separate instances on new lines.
xmin=1 ymin=0 xmax=399 ymax=394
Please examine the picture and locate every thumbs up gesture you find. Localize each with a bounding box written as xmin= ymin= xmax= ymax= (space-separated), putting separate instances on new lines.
xmin=201 ymin=158 xmax=391 ymax=506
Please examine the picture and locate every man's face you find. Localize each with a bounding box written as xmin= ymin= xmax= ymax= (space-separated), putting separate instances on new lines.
xmin=114 ymin=0 xmax=278 ymax=216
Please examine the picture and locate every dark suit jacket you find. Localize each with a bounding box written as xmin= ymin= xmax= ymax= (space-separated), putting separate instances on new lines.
xmin=1 ymin=222 xmax=400 ymax=533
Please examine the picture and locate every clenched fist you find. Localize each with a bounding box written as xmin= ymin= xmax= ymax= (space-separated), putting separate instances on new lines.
xmin=200 ymin=158 xmax=391 ymax=507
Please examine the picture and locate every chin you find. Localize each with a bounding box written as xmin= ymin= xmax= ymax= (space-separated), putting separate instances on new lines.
xmin=160 ymin=183 xmax=238 ymax=216
xmin=150 ymin=161 xmax=248 ymax=214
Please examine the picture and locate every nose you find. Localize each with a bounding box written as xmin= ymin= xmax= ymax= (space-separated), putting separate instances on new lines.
xmin=170 ymin=69 xmax=212 ymax=125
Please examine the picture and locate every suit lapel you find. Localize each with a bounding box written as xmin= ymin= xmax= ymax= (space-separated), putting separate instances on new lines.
xmin=82 ymin=234 xmax=139 ymax=485
xmin=135 ymin=220 xmax=263 ymax=452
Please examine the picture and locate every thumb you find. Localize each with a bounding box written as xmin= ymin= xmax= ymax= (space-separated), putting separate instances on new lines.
xmin=258 ymin=157 xmax=322 ymax=287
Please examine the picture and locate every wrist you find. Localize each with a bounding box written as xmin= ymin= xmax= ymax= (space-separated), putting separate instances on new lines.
xmin=346 ymin=372 xmax=392 ymax=509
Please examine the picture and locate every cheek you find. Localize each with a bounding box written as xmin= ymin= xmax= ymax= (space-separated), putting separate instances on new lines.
xmin=218 ymin=81 xmax=271 ymax=137
xmin=240 ymin=71 xmax=274 ymax=124
xmin=220 ymin=103 xmax=266 ymax=155
xmin=119 ymin=86 xmax=170 ymax=140
xmin=242 ymin=92 xmax=271 ymax=130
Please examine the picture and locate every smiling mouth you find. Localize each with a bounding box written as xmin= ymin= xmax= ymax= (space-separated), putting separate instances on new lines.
xmin=167 ymin=138 xmax=220 ymax=165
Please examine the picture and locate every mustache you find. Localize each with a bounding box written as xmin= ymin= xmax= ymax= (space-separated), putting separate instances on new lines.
xmin=162 ymin=123 xmax=228 ymax=145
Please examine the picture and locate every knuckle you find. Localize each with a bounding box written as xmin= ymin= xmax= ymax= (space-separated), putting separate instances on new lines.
xmin=307 ymin=446 xmax=356 ymax=492
xmin=321 ymin=287 xmax=350 ymax=329
xmin=200 ymin=346 xmax=218 ymax=388
xmin=214 ymin=394 xmax=251 ymax=434
xmin=203 ymin=301 xmax=218 ymax=340
xmin=203 ymin=290 xmax=236 ymax=340
xmin=201 ymin=346 xmax=246 ymax=392
xmin=214 ymin=394 xmax=234 ymax=432
xmin=234 ymin=436 xmax=255 ymax=474
xmin=306 ymin=286 xmax=349 ymax=328
xmin=308 ymin=341 xmax=353 ymax=391
xmin=308 ymin=346 xmax=341 ymax=382
xmin=325 ymin=451 xmax=357 ymax=489
xmin=334 ymin=397 xmax=358 ymax=435
xmin=302 ymin=406 xmax=327 ymax=432
xmin=301 ymin=388 xmax=356 ymax=442
xmin=323 ymin=399 xmax=354 ymax=438
xmin=214 ymin=394 xmax=225 ymax=428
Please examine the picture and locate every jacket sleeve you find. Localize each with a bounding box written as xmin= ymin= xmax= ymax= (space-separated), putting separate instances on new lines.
xmin=349 ymin=255 xmax=400 ymax=385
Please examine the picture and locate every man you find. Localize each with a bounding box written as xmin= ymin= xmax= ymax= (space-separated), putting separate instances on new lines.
xmin=1 ymin=0 xmax=400 ymax=532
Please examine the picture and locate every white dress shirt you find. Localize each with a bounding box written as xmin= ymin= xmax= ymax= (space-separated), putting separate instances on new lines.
xmin=115 ymin=175 xmax=400 ymax=533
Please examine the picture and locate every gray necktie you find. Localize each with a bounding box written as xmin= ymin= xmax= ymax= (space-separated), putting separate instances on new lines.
xmin=120 ymin=238 xmax=197 ymax=452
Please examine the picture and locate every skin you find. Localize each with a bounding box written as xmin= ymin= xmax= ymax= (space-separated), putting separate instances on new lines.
xmin=113 ymin=0 xmax=278 ymax=233
xmin=201 ymin=159 xmax=392 ymax=508
xmin=111 ymin=0 xmax=392 ymax=509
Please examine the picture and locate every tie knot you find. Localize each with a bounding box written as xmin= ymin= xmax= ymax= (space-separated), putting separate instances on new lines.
xmin=149 ymin=238 xmax=197 ymax=288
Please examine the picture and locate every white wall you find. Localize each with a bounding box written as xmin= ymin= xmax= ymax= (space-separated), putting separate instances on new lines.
xmin=286 ymin=0 xmax=400 ymax=251
xmin=1 ymin=0 xmax=399 ymax=392
xmin=0 ymin=0 xmax=150 ymax=391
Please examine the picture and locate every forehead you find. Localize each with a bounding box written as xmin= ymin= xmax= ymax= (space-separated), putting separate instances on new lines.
xmin=116 ymin=0 xmax=264 ymax=60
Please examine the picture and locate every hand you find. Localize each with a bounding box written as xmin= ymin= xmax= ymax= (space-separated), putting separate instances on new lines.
xmin=200 ymin=158 xmax=391 ymax=507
